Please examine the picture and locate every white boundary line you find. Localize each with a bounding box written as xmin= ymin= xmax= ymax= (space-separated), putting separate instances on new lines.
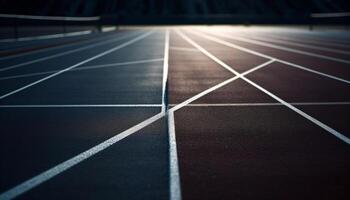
xmin=0 ymin=58 xmax=164 ymax=81
xmin=169 ymin=102 xmax=350 ymax=107
xmin=162 ymin=30 xmax=170 ymax=113
xmin=0 ymin=31 xmax=140 ymax=72
xmin=168 ymin=111 xmax=182 ymax=200
xmin=179 ymin=29 xmax=350 ymax=145
xmin=227 ymin=33 xmax=350 ymax=64
xmin=192 ymin=30 xmax=350 ymax=85
xmin=0 ymin=35 xmax=277 ymax=200
xmin=0 ymin=104 xmax=162 ymax=108
xmin=0 ymin=31 xmax=153 ymax=100
xmin=0 ymin=30 xmax=93 ymax=43
xmin=0 ymin=14 xmax=100 ymax=21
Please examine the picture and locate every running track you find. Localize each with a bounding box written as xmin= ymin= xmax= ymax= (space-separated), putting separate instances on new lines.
xmin=0 ymin=26 xmax=350 ymax=200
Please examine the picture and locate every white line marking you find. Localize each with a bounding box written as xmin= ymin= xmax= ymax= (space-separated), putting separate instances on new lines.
xmin=243 ymin=34 xmax=350 ymax=55
xmin=0 ymin=32 xmax=278 ymax=200
xmin=170 ymin=46 xmax=199 ymax=52
xmin=180 ymin=29 xmax=350 ymax=145
xmin=0 ymin=30 xmax=93 ymax=43
xmin=168 ymin=111 xmax=182 ymax=200
xmin=0 ymin=31 xmax=153 ymax=100
xmin=0 ymin=14 xmax=100 ymax=21
xmin=169 ymin=102 xmax=350 ymax=107
xmin=0 ymin=58 xmax=164 ymax=81
xmin=0 ymin=104 xmax=162 ymax=108
xmin=0 ymin=31 xmax=140 ymax=72
xmin=216 ymin=32 xmax=350 ymax=64
xmin=192 ymin=30 xmax=350 ymax=85
xmin=162 ymin=30 xmax=170 ymax=113
xmin=0 ymin=112 xmax=164 ymax=200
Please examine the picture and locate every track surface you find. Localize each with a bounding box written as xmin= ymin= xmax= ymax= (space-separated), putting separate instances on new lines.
xmin=0 ymin=26 xmax=350 ymax=200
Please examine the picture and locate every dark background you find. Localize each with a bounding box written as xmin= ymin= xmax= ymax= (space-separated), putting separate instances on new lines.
xmin=0 ymin=0 xmax=350 ymax=24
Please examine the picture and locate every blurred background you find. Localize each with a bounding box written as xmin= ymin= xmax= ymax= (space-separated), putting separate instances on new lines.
xmin=0 ymin=0 xmax=349 ymax=40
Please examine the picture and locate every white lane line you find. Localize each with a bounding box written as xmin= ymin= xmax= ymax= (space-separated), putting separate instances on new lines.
xmin=169 ymin=102 xmax=350 ymax=107
xmin=168 ymin=111 xmax=182 ymax=200
xmin=0 ymin=30 xmax=93 ymax=43
xmin=170 ymin=46 xmax=199 ymax=52
xmin=180 ymin=30 xmax=350 ymax=145
xmin=0 ymin=112 xmax=165 ymax=200
xmin=192 ymin=30 xmax=350 ymax=85
xmin=162 ymin=29 xmax=170 ymax=114
xmin=0 ymin=58 xmax=164 ymax=81
xmin=0 ymin=31 xmax=140 ymax=72
xmin=242 ymin=34 xmax=350 ymax=55
xmin=0 ymin=31 xmax=153 ymax=100
xmin=0 ymin=33 xmax=278 ymax=200
xmin=0 ymin=104 xmax=162 ymax=108
xmin=220 ymin=33 xmax=350 ymax=64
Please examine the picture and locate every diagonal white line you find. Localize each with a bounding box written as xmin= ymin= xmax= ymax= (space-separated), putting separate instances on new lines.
xmin=192 ymin=30 xmax=350 ymax=85
xmin=0 ymin=31 xmax=153 ymax=100
xmin=179 ymin=29 xmax=350 ymax=145
xmin=0 ymin=58 xmax=164 ymax=81
xmin=162 ymin=30 xmax=170 ymax=113
xmin=0 ymin=31 xmax=277 ymax=200
xmin=0 ymin=31 xmax=140 ymax=72
xmin=0 ymin=112 xmax=165 ymax=200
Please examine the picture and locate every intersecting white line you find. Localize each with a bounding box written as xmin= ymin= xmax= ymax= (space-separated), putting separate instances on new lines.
xmin=0 ymin=31 xmax=153 ymax=100
xmin=0 ymin=31 xmax=140 ymax=72
xmin=192 ymin=30 xmax=350 ymax=85
xmin=0 ymin=31 xmax=277 ymax=200
xmin=179 ymin=29 xmax=350 ymax=145
xmin=0 ymin=58 xmax=164 ymax=81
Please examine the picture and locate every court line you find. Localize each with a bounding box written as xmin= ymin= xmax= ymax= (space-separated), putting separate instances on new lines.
xmin=0 ymin=58 xmax=164 ymax=81
xmin=168 ymin=111 xmax=182 ymax=200
xmin=203 ymin=30 xmax=350 ymax=64
xmin=0 ymin=104 xmax=162 ymax=108
xmin=179 ymin=29 xmax=350 ymax=145
xmin=240 ymin=34 xmax=350 ymax=55
xmin=170 ymin=46 xmax=199 ymax=52
xmin=0 ymin=31 xmax=140 ymax=72
xmin=192 ymin=30 xmax=350 ymax=85
xmin=0 ymin=36 xmax=277 ymax=200
xmin=161 ymin=30 xmax=170 ymax=113
xmin=0 ymin=31 xmax=125 ymax=61
xmin=0 ymin=31 xmax=153 ymax=100
xmin=169 ymin=102 xmax=350 ymax=107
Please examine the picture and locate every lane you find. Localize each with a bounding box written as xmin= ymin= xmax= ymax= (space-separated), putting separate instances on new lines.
xmin=198 ymin=29 xmax=350 ymax=82
xmin=0 ymin=107 xmax=160 ymax=193
xmin=175 ymin=106 xmax=350 ymax=200
xmin=0 ymin=30 xmax=140 ymax=73
xmin=0 ymin=31 xmax=151 ymax=100
xmin=15 ymin=117 xmax=168 ymax=200
xmin=168 ymin=31 xmax=233 ymax=104
xmin=0 ymin=31 xmax=164 ymax=105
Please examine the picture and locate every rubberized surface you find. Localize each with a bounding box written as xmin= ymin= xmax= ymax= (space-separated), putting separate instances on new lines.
xmin=0 ymin=26 xmax=349 ymax=200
